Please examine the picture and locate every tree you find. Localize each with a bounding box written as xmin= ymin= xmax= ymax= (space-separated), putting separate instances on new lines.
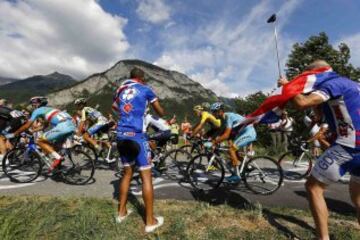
xmin=286 ymin=32 xmax=360 ymax=81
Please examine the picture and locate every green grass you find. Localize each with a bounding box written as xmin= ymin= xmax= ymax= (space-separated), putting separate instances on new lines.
xmin=0 ymin=196 xmax=358 ymax=240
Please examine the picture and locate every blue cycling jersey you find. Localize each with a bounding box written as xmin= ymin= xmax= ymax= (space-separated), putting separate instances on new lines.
xmin=225 ymin=112 xmax=256 ymax=136
xmin=114 ymin=79 xmax=157 ymax=133
xmin=30 ymin=107 xmax=72 ymax=126
xmin=313 ymin=76 xmax=360 ymax=149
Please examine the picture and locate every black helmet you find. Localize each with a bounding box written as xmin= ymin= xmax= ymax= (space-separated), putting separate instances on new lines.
xmin=30 ymin=96 xmax=48 ymax=107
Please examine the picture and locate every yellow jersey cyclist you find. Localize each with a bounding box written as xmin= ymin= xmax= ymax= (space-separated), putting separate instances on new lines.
xmin=6 ymin=96 xmax=76 ymax=172
xmin=74 ymin=98 xmax=114 ymax=152
xmin=211 ymin=102 xmax=257 ymax=183
xmin=191 ymin=105 xmax=222 ymax=138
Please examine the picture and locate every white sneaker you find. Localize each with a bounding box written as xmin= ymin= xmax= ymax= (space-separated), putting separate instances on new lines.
xmin=115 ymin=209 xmax=133 ymax=223
xmin=145 ymin=216 xmax=164 ymax=233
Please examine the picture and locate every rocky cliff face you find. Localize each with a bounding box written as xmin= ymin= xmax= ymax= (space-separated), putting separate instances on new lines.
xmin=47 ymin=59 xmax=217 ymax=107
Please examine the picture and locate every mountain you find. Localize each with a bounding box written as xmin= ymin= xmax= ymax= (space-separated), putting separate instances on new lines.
xmin=0 ymin=72 xmax=77 ymax=104
xmin=0 ymin=77 xmax=19 ymax=86
xmin=48 ymin=59 xmax=218 ymax=121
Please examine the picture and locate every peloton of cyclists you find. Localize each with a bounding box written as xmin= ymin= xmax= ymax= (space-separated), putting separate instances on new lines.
xmin=6 ymin=96 xmax=76 ymax=172
xmin=210 ymin=102 xmax=257 ymax=183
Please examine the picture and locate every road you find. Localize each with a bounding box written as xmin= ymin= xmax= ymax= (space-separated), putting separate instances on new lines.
xmin=0 ymin=165 xmax=356 ymax=217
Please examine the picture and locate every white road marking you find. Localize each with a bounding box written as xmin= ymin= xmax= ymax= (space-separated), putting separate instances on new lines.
xmin=0 ymin=183 xmax=36 ymax=190
xmin=131 ymin=182 xmax=191 ymax=196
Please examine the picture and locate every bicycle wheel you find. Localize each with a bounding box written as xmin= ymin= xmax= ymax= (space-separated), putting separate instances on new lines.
xmin=176 ymin=144 xmax=199 ymax=159
xmin=186 ymin=154 xmax=225 ymax=191
xmin=243 ymin=156 xmax=283 ymax=195
xmin=278 ymin=152 xmax=313 ymax=180
xmin=61 ymin=148 xmax=95 ymax=185
xmin=160 ymin=148 xmax=192 ymax=180
xmin=2 ymin=147 xmax=42 ymax=183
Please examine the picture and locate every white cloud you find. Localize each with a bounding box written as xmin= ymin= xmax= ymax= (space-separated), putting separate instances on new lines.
xmin=136 ymin=0 xmax=171 ymax=24
xmin=154 ymin=0 xmax=302 ymax=97
xmin=0 ymin=0 xmax=129 ymax=79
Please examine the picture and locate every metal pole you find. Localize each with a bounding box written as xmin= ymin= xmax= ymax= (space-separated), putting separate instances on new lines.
xmin=273 ymin=24 xmax=281 ymax=78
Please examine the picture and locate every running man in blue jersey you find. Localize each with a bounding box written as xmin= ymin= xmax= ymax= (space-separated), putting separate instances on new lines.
xmin=289 ymin=60 xmax=360 ymax=240
xmin=210 ymin=102 xmax=257 ymax=183
xmin=8 ymin=96 xmax=76 ymax=172
xmin=112 ymin=68 xmax=165 ymax=233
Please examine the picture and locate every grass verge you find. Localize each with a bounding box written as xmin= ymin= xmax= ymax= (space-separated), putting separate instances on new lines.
xmin=0 ymin=195 xmax=358 ymax=239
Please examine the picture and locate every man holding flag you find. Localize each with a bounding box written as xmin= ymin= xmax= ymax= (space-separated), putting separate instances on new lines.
xmin=246 ymin=60 xmax=360 ymax=240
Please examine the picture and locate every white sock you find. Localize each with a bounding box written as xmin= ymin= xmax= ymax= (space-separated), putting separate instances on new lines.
xmin=0 ymin=154 xmax=4 ymax=161
xmin=50 ymin=152 xmax=61 ymax=160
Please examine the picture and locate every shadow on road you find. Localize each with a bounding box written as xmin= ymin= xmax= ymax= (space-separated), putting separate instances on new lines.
xmin=190 ymin=188 xmax=251 ymax=209
xmin=294 ymin=190 xmax=356 ymax=216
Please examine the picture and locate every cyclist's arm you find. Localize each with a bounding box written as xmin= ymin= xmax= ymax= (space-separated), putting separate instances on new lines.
xmin=292 ymin=93 xmax=326 ymax=110
xmin=192 ymin=121 xmax=205 ymax=136
xmin=151 ymin=100 xmax=165 ymax=118
xmin=13 ymin=120 xmax=34 ymax=136
xmin=214 ymin=127 xmax=231 ymax=144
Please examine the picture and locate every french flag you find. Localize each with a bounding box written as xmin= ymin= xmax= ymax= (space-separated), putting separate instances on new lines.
xmin=242 ymin=66 xmax=335 ymax=125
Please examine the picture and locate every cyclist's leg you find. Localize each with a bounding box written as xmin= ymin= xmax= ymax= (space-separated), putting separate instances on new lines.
xmin=305 ymin=144 xmax=358 ymax=239
xmin=228 ymin=140 xmax=240 ymax=167
xmin=84 ymin=123 xmax=104 ymax=150
xmin=0 ymin=136 xmax=6 ymax=155
xmin=38 ymin=121 xmax=76 ymax=163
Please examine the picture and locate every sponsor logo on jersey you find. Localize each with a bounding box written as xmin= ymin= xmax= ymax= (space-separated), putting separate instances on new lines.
xmin=122 ymin=87 xmax=138 ymax=101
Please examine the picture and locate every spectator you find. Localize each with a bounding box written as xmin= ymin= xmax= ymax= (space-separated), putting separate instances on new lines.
xmin=268 ymin=120 xmax=281 ymax=153
xmin=280 ymin=111 xmax=294 ymax=152
xmin=181 ymin=116 xmax=192 ymax=144
xmin=169 ymin=115 xmax=180 ymax=148
xmin=112 ymin=67 xmax=164 ymax=233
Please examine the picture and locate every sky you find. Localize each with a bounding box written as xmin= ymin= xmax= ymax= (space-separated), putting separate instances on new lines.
xmin=1 ymin=0 xmax=360 ymax=97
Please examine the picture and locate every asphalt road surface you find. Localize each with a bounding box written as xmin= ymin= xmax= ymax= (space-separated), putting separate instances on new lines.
xmin=0 ymin=163 xmax=356 ymax=216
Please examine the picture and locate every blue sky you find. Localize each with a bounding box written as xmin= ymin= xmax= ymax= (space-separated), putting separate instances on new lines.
xmin=1 ymin=0 xmax=360 ymax=97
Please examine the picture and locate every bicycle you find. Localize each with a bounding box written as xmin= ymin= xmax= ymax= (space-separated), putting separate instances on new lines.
xmin=74 ymin=130 xmax=122 ymax=173
xmin=150 ymin=136 xmax=192 ymax=181
xmin=186 ymin=145 xmax=283 ymax=195
xmin=278 ymin=137 xmax=313 ymax=180
xmin=2 ymin=133 xmax=95 ymax=185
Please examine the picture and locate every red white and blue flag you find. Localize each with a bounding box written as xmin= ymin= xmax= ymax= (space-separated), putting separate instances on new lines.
xmin=242 ymin=66 xmax=334 ymax=125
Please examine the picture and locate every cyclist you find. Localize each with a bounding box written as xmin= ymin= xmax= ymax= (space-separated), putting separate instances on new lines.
xmin=113 ymin=67 xmax=164 ymax=232
xmin=284 ymin=60 xmax=360 ymax=239
xmin=74 ymin=98 xmax=113 ymax=152
xmin=0 ymin=100 xmax=27 ymax=162
xmin=191 ymin=105 xmax=222 ymax=139
xmin=211 ymin=102 xmax=257 ymax=183
xmin=6 ymin=96 xmax=76 ymax=172
xmin=144 ymin=113 xmax=171 ymax=150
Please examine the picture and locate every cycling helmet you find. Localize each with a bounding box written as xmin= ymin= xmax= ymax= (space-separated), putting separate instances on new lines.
xmin=193 ymin=105 xmax=204 ymax=111
xmin=30 ymin=96 xmax=48 ymax=107
xmin=74 ymin=98 xmax=87 ymax=105
xmin=210 ymin=102 xmax=224 ymax=112
xmin=201 ymin=102 xmax=210 ymax=110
